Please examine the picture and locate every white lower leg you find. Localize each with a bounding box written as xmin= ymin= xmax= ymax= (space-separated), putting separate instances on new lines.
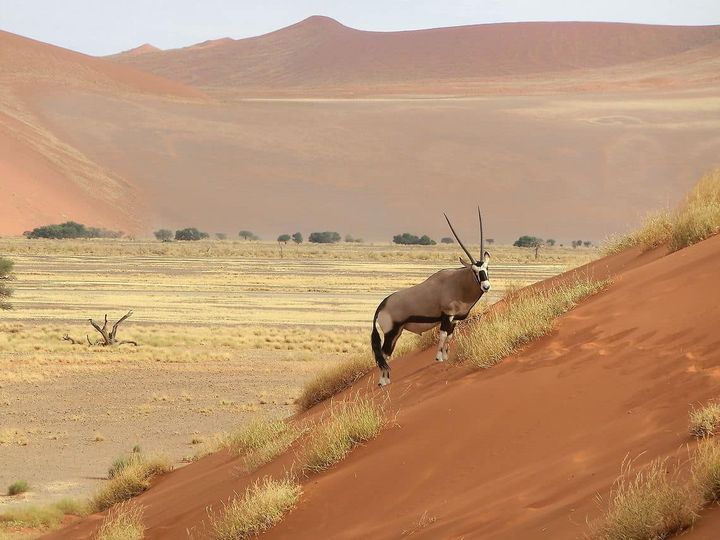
xmin=435 ymin=331 xmax=448 ymax=362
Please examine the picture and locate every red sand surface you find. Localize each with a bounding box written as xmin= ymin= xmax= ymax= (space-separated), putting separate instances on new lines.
xmin=111 ymin=17 xmax=720 ymax=94
xmin=46 ymin=234 xmax=720 ymax=539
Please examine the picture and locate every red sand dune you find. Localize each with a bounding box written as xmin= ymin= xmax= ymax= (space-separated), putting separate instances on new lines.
xmin=111 ymin=17 xmax=720 ymax=94
xmin=0 ymin=30 xmax=202 ymax=235
xmin=46 ymin=233 xmax=720 ymax=539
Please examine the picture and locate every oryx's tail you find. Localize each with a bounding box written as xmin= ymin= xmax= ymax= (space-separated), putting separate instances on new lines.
xmin=371 ymin=300 xmax=390 ymax=372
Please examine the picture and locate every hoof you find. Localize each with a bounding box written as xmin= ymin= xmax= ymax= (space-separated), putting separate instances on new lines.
xmin=435 ymin=356 xmax=444 ymax=362
xmin=378 ymin=377 xmax=391 ymax=387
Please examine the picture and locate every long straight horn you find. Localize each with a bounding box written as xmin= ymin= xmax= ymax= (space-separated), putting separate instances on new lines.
xmin=444 ymin=213 xmax=477 ymax=264
xmin=478 ymin=206 xmax=484 ymax=257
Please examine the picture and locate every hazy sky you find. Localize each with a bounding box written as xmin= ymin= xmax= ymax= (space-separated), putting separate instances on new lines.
xmin=1 ymin=0 xmax=719 ymax=56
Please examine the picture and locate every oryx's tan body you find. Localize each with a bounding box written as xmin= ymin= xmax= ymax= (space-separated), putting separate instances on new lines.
xmin=376 ymin=267 xmax=482 ymax=336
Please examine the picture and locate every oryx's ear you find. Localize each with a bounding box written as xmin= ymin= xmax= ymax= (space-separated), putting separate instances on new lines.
xmin=483 ymin=251 xmax=490 ymax=264
xmin=459 ymin=257 xmax=472 ymax=268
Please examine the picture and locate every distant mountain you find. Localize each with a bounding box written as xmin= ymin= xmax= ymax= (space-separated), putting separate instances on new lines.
xmin=109 ymin=16 xmax=720 ymax=95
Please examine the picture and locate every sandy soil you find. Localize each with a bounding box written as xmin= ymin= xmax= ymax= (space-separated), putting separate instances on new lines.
xmin=0 ymin=352 xmax=327 ymax=509
xmin=44 ymin=234 xmax=720 ymax=539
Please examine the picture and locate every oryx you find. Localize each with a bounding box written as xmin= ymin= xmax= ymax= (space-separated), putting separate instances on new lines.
xmin=371 ymin=208 xmax=490 ymax=386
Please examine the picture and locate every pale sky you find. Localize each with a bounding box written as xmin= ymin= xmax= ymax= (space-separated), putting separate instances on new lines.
xmin=1 ymin=0 xmax=719 ymax=56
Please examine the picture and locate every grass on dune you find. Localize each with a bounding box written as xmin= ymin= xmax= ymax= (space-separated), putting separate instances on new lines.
xmin=303 ymin=395 xmax=385 ymax=473
xmin=592 ymin=458 xmax=697 ymax=540
xmin=210 ymin=477 xmax=302 ymax=540
xmin=692 ymin=438 xmax=720 ymax=504
xmin=215 ymin=417 xmax=303 ymax=471
xmin=296 ymin=352 xmax=375 ymax=412
xmin=96 ymin=502 xmax=144 ymax=540
xmin=6 ymin=480 xmax=29 ymax=496
xmin=90 ymin=454 xmax=172 ymax=513
xmin=605 ymin=168 xmax=720 ymax=255
xmin=689 ymin=401 xmax=720 ymax=438
xmin=455 ymin=276 xmax=609 ymax=369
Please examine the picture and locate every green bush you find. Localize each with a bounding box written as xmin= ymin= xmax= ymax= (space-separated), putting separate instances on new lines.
xmin=175 ymin=227 xmax=209 ymax=241
xmin=309 ymin=231 xmax=341 ymax=243
xmin=24 ymin=221 xmax=123 ymax=239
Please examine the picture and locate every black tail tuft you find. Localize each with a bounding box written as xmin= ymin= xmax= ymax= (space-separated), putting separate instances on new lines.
xmin=371 ymin=301 xmax=390 ymax=371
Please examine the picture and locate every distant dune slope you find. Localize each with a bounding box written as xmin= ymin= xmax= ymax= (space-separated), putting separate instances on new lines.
xmin=46 ymin=233 xmax=720 ymax=539
xmin=0 ymin=30 xmax=202 ymax=234
xmin=109 ymin=17 xmax=720 ymax=94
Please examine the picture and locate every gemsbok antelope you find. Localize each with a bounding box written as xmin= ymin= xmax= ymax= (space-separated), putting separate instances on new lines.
xmin=371 ymin=208 xmax=490 ymax=386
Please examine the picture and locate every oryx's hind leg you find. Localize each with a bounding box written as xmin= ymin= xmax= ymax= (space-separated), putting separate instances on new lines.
xmin=436 ymin=314 xmax=455 ymax=362
xmin=378 ymin=324 xmax=403 ymax=386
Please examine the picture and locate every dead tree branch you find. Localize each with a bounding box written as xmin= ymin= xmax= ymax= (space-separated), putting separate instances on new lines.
xmin=83 ymin=311 xmax=138 ymax=346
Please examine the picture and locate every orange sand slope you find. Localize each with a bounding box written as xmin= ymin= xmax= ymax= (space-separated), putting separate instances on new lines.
xmin=47 ymin=234 xmax=720 ymax=539
xmin=0 ymin=30 xmax=202 ymax=235
xmin=111 ymin=17 xmax=720 ymax=95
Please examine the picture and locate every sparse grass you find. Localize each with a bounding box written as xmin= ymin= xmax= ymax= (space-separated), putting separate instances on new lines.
xmin=216 ymin=417 xmax=302 ymax=471
xmin=52 ymin=497 xmax=89 ymax=516
xmin=455 ymin=277 xmax=609 ymax=369
xmin=604 ymin=211 xmax=673 ymax=255
xmin=401 ymin=510 xmax=437 ymax=536
xmin=689 ymin=401 xmax=720 ymax=438
xmin=0 ymin=505 xmax=64 ymax=530
xmin=6 ymin=480 xmax=29 ymax=496
xmin=96 ymin=502 xmax=144 ymax=540
xmin=296 ymin=353 xmax=374 ymax=411
xmin=592 ymin=459 xmax=697 ymax=540
xmin=90 ymin=455 xmax=172 ymax=513
xmin=605 ymin=168 xmax=720 ymax=255
xmin=303 ymin=395 xmax=385 ymax=473
xmin=210 ymin=477 xmax=301 ymax=540
xmin=691 ymin=438 xmax=720 ymax=503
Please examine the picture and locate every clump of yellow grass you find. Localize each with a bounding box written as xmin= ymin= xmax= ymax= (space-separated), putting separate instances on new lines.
xmin=605 ymin=168 xmax=720 ymax=255
xmin=90 ymin=455 xmax=172 ymax=513
xmin=303 ymin=395 xmax=385 ymax=473
xmin=216 ymin=417 xmax=303 ymax=471
xmin=455 ymin=277 xmax=609 ymax=369
xmin=592 ymin=458 xmax=697 ymax=540
xmin=689 ymin=401 xmax=720 ymax=438
xmin=210 ymin=477 xmax=301 ymax=540
xmin=296 ymin=352 xmax=375 ymax=411
xmin=692 ymin=438 xmax=720 ymax=503
xmin=96 ymin=502 xmax=144 ymax=540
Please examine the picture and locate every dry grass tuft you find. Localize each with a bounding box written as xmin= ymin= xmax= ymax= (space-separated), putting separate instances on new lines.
xmin=592 ymin=458 xmax=697 ymax=540
xmin=455 ymin=277 xmax=609 ymax=369
xmin=96 ymin=502 xmax=145 ymax=540
xmin=0 ymin=506 xmax=64 ymax=530
xmin=692 ymin=438 xmax=720 ymax=503
xmin=303 ymin=395 xmax=385 ymax=473
xmin=6 ymin=480 xmax=29 ymax=496
xmin=216 ymin=417 xmax=302 ymax=471
xmin=689 ymin=401 xmax=720 ymax=438
xmin=604 ymin=211 xmax=673 ymax=255
xmin=210 ymin=477 xmax=301 ymax=540
xmin=90 ymin=455 xmax=172 ymax=513
xmin=296 ymin=352 xmax=374 ymax=411
xmin=604 ymin=168 xmax=720 ymax=255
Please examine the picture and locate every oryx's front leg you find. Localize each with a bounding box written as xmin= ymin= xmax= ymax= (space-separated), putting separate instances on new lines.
xmin=436 ymin=314 xmax=455 ymax=362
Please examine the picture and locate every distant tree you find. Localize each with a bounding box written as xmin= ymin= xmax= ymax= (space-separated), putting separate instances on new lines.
xmin=486 ymin=238 xmax=495 ymax=245
xmin=154 ymin=229 xmax=173 ymax=242
xmin=583 ymin=241 xmax=592 ymax=248
xmin=277 ymin=234 xmax=291 ymax=244
xmin=0 ymin=257 xmax=14 ymax=310
xmin=393 ymin=233 xmax=436 ymax=246
xmin=292 ymin=232 xmax=303 ymax=244
xmin=513 ymin=235 xmax=544 ymax=248
xmin=175 ymin=227 xmax=208 ymax=241
xmin=546 ymin=239 xmax=556 ymax=247
xmin=24 ymin=221 xmax=123 ymax=239
xmin=215 ymin=233 xmax=227 ymax=240
xmin=345 ymin=234 xmax=355 ymax=243
xmin=417 ymin=235 xmax=437 ymax=246
xmin=440 ymin=237 xmax=454 ymax=244
xmin=309 ymin=231 xmax=341 ymax=244
xmin=238 ymin=230 xmax=255 ymax=241
xmin=514 ymin=235 xmax=544 ymax=260
xmin=571 ymin=240 xmax=583 ymax=249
